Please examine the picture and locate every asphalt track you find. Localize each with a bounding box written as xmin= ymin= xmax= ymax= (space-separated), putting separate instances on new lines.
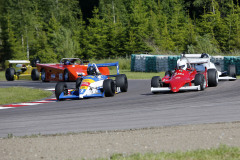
xmin=0 ymin=79 xmax=239 ymax=137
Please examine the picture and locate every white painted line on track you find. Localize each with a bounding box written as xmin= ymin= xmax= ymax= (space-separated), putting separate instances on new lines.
xmin=0 ymin=107 xmax=14 ymax=110
xmin=16 ymin=103 xmax=41 ymax=106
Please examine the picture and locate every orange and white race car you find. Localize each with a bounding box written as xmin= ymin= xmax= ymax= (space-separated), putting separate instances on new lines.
xmin=32 ymin=58 xmax=110 ymax=82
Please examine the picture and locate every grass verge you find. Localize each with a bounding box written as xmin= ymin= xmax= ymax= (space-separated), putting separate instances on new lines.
xmin=98 ymin=145 xmax=240 ymax=160
xmin=0 ymin=87 xmax=52 ymax=105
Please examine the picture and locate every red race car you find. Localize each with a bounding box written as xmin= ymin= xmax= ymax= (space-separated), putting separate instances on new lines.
xmin=151 ymin=54 xmax=218 ymax=93
xmin=31 ymin=58 xmax=110 ymax=82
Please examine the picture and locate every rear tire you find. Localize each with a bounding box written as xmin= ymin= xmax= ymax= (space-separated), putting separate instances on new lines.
xmin=208 ymin=69 xmax=218 ymax=87
xmin=103 ymin=79 xmax=115 ymax=97
xmin=55 ymin=82 xmax=68 ymax=101
xmin=151 ymin=76 xmax=161 ymax=87
xmin=5 ymin=68 xmax=15 ymax=81
xmin=194 ymin=74 xmax=206 ymax=90
xmin=116 ymin=74 xmax=128 ymax=92
xmin=31 ymin=69 xmax=40 ymax=81
xmin=228 ymin=64 xmax=236 ymax=81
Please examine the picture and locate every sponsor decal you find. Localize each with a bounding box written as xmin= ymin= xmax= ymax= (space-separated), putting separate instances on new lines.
xmin=80 ymin=86 xmax=88 ymax=89
xmin=82 ymin=79 xmax=95 ymax=83
xmin=174 ymin=72 xmax=185 ymax=76
xmin=59 ymin=73 xmax=63 ymax=80
xmin=51 ymin=74 xmax=56 ymax=78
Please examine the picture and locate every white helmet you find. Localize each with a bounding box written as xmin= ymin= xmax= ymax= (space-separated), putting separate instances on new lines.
xmin=177 ymin=60 xmax=187 ymax=70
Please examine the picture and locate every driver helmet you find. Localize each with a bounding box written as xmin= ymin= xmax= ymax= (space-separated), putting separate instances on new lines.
xmin=177 ymin=60 xmax=187 ymax=70
xmin=64 ymin=60 xmax=70 ymax=65
xmin=87 ymin=66 xmax=97 ymax=75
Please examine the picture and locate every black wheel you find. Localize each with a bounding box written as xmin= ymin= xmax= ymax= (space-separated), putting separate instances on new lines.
xmin=76 ymin=77 xmax=82 ymax=88
xmin=151 ymin=76 xmax=161 ymax=87
xmin=55 ymin=82 xmax=68 ymax=101
xmin=5 ymin=68 xmax=15 ymax=81
xmin=31 ymin=69 xmax=40 ymax=81
xmin=41 ymin=69 xmax=49 ymax=82
xmin=116 ymin=74 xmax=128 ymax=92
xmin=64 ymin=69 xmax=69 ymax=82
xmin=194 ymin=74 xmax=206 ymax=90
xmin=228 ymin=64 xmax=236 ymax=81
xmin=103 ymin=79 xmax=115 ymax=97
xmin=208 ymin=69 xmax=218 ymax=87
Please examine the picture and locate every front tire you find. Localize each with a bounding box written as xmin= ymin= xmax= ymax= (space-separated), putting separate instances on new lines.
xmin=151 ymin=76 xmax=161 ymax=87
xmin=55 ymin=82 xmax=68 ymax=101
xmin=31 ymin=69 xmax=40 ymax=81
xmin=116 ymin=74 xmax=128 ymax=92
xmin=103 ymin=79 xmax=115 ymax=97
xmin=208 ymin=69 xmax=218 ymax=87
xmin=5 ymin=68 xmax=15 ymax=81
xmin=194 ymin=74 xmax=206 ymax=90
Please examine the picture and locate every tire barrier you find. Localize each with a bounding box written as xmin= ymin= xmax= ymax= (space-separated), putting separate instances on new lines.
xmin=131 ymin=54 xmax=240 ymax=75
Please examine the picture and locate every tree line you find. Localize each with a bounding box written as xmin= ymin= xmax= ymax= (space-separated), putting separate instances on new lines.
xmin=0 ymin=0 xmax=240 ymax=66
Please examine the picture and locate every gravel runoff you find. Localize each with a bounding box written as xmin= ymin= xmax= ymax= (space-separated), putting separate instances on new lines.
xmin=1 ymin=122 xmax=240 ymax=160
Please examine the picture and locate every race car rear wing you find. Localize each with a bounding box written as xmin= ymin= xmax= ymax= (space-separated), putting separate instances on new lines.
xmin=89 ymin=62 xmax=120 ymax=75
xmin=187 ymin=58 xmax=209 ymax=64
xmin=5 ymin=60 xmax=30 ymax=68
xmin=180 ymin=53 xmax=210 ymax=64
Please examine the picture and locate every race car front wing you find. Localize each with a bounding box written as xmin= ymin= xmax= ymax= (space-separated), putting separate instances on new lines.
xmin=151 ymin=85 xmax=201 ymax=93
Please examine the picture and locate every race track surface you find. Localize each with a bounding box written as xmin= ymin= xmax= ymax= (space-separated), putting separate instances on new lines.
xmin=0 ymin=79 xmax=240 ymax=137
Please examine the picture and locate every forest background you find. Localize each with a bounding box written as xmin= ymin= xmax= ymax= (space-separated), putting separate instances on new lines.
xmin=0 ymin=0 xmax=240 ymax=67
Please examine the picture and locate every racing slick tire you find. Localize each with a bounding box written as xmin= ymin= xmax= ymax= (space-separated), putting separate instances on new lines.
xmin=116 ymin=74 xmax=128 ymax=92
xmin=151 ymin=76 xmax=161 ymax=87
xmin=194 ymin=74 xmax=206 ymax=90
xmin=64 ymin=69 xmax=69 ymax=82
xmin=5 ymin=68 xmax=15 ymax=81
xmin=228 ymin=64 xmax=236 ymax=81
xmin=208 ymin=69 xmax=218 ymax=87
xmin=76 ymin=77 xmax=83 ymax=88
xmin=55 ymin=82 xmax=68 ymax=101
xmin=103 ymin=79 xmax=115 ymax=97
xmin=41 ymin=69 xmax=49 ymax=82
xmin=31 ymin=69 xmax=40 ymax=81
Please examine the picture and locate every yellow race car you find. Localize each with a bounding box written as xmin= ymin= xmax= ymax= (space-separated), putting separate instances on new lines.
xmin=5 ymin=59 xmax=40 ymax=81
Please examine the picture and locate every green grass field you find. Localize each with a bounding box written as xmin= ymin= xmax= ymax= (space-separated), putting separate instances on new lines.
xmin=97 ymin=145 xmax=240 ymax=160
xmin=0 ymin=87 xmax=52 ymax=105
